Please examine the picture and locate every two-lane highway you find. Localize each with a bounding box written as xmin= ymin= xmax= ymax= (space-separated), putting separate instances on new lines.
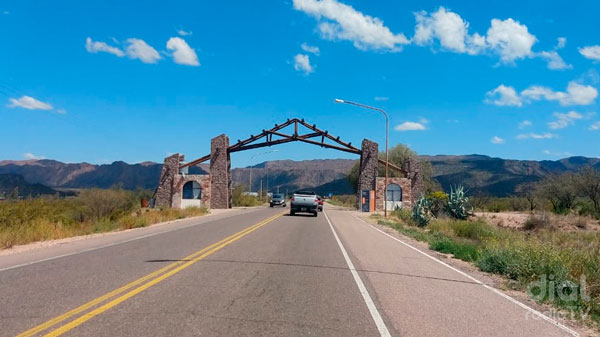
xmin=0 ymin=206 xmax=580 ymax=336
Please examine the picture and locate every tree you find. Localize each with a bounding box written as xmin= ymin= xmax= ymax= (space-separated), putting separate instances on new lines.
xmin=9 ymin=187 xmax=19 ymax=200
xmin=346 ymin=143 xmax=438 ymax=193
xmin=574 ymin=166 xmax=600 ymax=215
xmin=516 ymin=182 xmax=537 ymax=212
xmin=536 ymin=173 xmax=577 ymax=214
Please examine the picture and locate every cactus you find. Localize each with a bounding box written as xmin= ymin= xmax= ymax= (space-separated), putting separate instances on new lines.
xmin=412 ymin=195 xmax=432 ymax=227
xmin=446 ymin=185 xmax=470 ymax=220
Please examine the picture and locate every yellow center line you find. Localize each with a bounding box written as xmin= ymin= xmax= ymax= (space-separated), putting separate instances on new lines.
xmin=15 ymin=211 xmax=284 ymax=337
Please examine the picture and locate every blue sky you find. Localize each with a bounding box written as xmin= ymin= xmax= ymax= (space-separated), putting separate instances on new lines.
xmin=1 ymin=0 xmax=599 ymax=168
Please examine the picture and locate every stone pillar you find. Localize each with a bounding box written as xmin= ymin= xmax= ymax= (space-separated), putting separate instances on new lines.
xmin=405 ymin=157 xmax=424 ymax=201
xmin=357 ymin=139 xmax=378 ymax=209
xmin=210 ymin=134 xmax=231 ymax=209
xmin=155 ymin=153 xmax=183 ymax=208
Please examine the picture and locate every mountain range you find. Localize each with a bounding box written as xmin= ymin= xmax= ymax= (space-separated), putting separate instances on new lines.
xmin=1 ymin=155 xmax=599 ymax=197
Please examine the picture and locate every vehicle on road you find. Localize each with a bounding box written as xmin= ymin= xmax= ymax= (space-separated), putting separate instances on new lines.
xmin=269 ymin=193 xmax=286 ymax=207
xmin=290 ymin=191 xmax=318 ymax=216
xmin=317 ymin=195 xmax=323 ymax=212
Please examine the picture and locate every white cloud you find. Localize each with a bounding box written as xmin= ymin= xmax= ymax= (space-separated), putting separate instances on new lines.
xmin=488 ymin=81 xmax=598 ymax=107
xmin=85 ymin=37 xmax=125 ymax=57
xmin=548 ymin=111 xmax=583 ymax=129
xmin=293 ymin=53 xmax=314 ymax=74
xmin=55 ymin=108 xmax=67 ymax=114
xmin=486 ymin=18 xmax=536 ymax=63
xmin=125 ymin=38 xmax=161 ymax=64
xmin=374 ymin=96 xmax=389 ymax=101
xmin=293 ymin=0 xmax=409 ymax=51
xmin=491 ymin=136 xmax=504 ymax=144
xmin=484 ymin=85 xmax=522 ymax=106
xmin=166 ymin=37 xmax=199 ymax=66
xmin=413 ymin=7 xmax=483 ymax=54
xmin=521 ymin=81 xmax=598 ymax=106
xmin=518 ymin=120 xmax=532 ymax=129
xmin=24 ymin=153 xmax=44 ymax=160
xmin=542 ymin=150 xmax=572 ymax=157
xmin=579 ymin=45 xmax=600 ymax=61
xmin=556 ymin=37 xmax=566 ymax=49
xmin=395 ymin=121 xmax=426 ymax=131
xmin=301 ymin=43 xmax=320 ymax=55
xmin=537 ymin=50 xmax=571 ymax=70
xmin=8 ymin=96 xmax=53 ymax=110
xmin=589 ymin=121 xmax=600 ymax=131
xmin=516 ymin=132 xmax=557 ymax=140
xmin=177 ymin=29 xmax=192 ymax=36
xmin=23 ymin=153 xmax=44 ymax=160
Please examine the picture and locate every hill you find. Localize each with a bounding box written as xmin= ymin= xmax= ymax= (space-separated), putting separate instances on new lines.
xmin=0 ymin=173 xmax=60 ymax=198
xmin=1 ymin=155 xmax=599 ymax=197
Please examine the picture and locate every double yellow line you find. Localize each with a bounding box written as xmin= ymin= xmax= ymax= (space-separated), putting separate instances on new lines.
xmin=16 ymin=212 xmax=284 ymax=337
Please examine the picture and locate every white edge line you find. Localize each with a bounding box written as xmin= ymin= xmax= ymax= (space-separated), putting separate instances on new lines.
xmin=0 ymin=208 xmax=262 ymax=273
xmin=352 ymin=214 xmax=580 ymax=337
xmin=324 ymin=211 xmax=392 ymax=337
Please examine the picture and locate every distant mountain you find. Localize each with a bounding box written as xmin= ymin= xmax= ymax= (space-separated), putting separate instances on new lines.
xmin=230 ymin=159 xmax=356 ymax=194
xmin=1 ymin=155 xmax=599 ymax=197
xmin=0 ymin=173 xmax=60 ymax=197
xmin=425 ymin=155 xmax=600 ymax=196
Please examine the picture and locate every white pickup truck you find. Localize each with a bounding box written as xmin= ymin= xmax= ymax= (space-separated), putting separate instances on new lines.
xmin=290 ymin=191 xmax=319 ymax=217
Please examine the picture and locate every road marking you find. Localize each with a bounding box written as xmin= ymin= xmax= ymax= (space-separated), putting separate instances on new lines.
xmin=323 ymin=211 xmax=392 ymax=337
xmin=15 ymin=211 xmax=284 ymax=337
xmin=0 ymin=208 xmax=263 ymax=273
xmin=352 ymin=214 xmax=580 ymax=337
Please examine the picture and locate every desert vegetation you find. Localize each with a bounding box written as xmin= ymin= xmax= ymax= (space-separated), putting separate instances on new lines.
xmin=0 ymin=188 xmax=208 ymax=249
xmin=231 ymin=185 xmax=268 ymax=207
xmin=375 ymin=182 xmax=600 ymax=327
xmin=326 ymin=194 xmax=357 ymax=208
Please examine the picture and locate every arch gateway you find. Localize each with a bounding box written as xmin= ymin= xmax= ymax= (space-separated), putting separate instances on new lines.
xmin=153 ymin=118 xmax=423 ymax=211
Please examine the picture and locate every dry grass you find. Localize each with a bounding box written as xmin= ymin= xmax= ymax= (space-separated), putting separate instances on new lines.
xmin=378 ymin=212 xmax=600 ymax=326
xmin=0 ymin=190 xmax=208 ymax=249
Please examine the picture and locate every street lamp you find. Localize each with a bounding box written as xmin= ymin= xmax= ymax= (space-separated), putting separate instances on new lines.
xmin=335 ymin=98 xmax=390 ymax=217
xmin=249 ymin=150 xmax=279 ymax=194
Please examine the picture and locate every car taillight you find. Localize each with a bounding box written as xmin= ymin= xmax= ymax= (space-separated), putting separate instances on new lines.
xmin=291 ymin=197 xmax=294 ymax=202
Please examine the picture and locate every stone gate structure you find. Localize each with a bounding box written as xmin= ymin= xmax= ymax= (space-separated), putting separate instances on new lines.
xmin=153 ymin=118 xmax=423 ymax=211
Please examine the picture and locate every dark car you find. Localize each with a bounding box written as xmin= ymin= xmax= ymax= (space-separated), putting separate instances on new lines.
xmin=317 ymin=195 xmax=323 ymax=212
xmin=270 ymin=193 xmax=286 ymax=207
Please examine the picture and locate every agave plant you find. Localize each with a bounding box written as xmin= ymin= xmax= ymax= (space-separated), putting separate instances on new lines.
xmin=412 ymin=195 xmax=432 ymax=227
xmin=446 ymin=185 xmax=471 ymax=220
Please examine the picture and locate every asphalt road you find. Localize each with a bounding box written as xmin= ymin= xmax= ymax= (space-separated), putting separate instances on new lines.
xmin=0 ymin=205 xmax=579 ymax=337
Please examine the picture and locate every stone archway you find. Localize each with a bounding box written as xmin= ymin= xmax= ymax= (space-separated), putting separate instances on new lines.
xmin=153 ymin=118 xmax=423 ymax=210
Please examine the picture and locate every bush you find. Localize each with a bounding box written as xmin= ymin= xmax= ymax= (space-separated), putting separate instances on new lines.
xmin=78 ymin=188 xmax=137 ymax=221
xmin=523 ymin=213 xmax=554 ymax=231
xmin=412 ymin=196 xmax=432 ymax=227
xmin=446 ymin=185 xmax=470 ymax=220
xmin=231 ymin=185 xmax=263 ymax=207
xmin=329 ymin=195 xmax=356 ymax=208
xmin=430 ymin=238 xmax=480 ymax=262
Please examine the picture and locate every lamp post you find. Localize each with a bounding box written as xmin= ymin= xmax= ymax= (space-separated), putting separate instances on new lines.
xmin=249 ymin=150 xmax=279 ymax=194
xmin=334 ymin=98 xmax=389 ymax=217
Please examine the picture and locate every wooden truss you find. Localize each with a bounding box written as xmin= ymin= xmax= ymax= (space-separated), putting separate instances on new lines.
xmin=180 ymin=117 xmax=405 ymax=174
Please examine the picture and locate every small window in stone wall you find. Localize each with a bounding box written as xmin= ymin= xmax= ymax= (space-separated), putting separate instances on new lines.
xmin=386 ymin=183 xmax=402 ymax=201
xmin=183 ymin=181 xmax=202 ymax=200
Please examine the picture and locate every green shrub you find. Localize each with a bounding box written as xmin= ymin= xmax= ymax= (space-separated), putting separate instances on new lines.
xmin=412 ymin=196 xmax=432 ymax=227
xmin=446 ymin=185 xmax=470 ymax=220
xmin=430 ymin=238 xmax=480 ymax=262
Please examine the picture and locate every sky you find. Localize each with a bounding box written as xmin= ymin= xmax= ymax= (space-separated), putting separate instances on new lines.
xmin=1 ymin=0 xmax=599 ymax=168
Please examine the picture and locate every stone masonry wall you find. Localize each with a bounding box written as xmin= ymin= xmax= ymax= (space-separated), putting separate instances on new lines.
xmin=210 ymin=134 xmax=231 ymax=209
xmin=356 ymin=139 xmax=378 ymax=209
xmin=375 ymin=177 xmax=412 ymax=211
xmin=154 ymin=153 xmax=182 ymax=208
xmin=171 ymin=174 xmax=211 ymax=209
